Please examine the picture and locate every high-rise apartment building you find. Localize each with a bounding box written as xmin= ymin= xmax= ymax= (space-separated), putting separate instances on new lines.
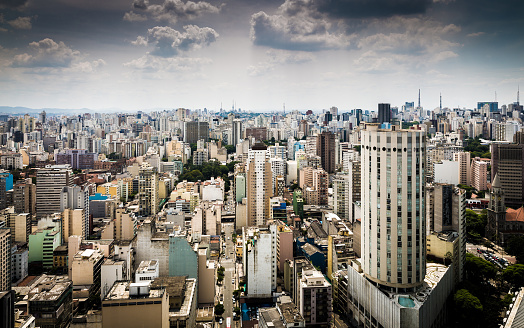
xmin=378 ymin=103 xmax=392 ymax=124
xmin=470 ymin=157 xmax=488 ymax=191
xmin=316 ymin=131 xmax=335 ymax=173
xmin=333 ymin=161 xmax=361 ymax=222
xmin=60 ymin=184 xmax=90 ymax=239
xmin=453 ymin=152 xmax=471 ymax=186
xmin=138 ymin=163 xmax=159 ymax=217
xmin=0 ymin=228 xmax=11 ymax=291
xmin=183 ymin=121 xmax=209 ymax=144
xmin=36 ymin=165 xmax=73 ymax=219
xmin=13 ymin=179 xmax=36 ymax=215
xmin=491 ymin=143 xmax=524 ymax=208
xmin=231 ymin=119 xmax=243 ymax=147
xmin=246 ymin=143 xmax=272 ymax=226
xmin=361 ymin=123 xmax=426 ymax=289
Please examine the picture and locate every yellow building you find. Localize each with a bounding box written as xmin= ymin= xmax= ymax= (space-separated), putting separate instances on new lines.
xmin=97 ymin=183 xmax=119 ymax=199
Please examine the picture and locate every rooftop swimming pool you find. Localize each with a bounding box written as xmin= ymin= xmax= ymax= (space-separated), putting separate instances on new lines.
xmin=398 ymin=296 xmax=415 ymax=308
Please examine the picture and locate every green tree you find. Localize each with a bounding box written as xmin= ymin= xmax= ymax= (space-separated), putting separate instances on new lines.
xmin=215 ymin=303 xmax=225 ymax=316
xmin=506 ymin=235 xmax=524 ymax=263
xmin=465 ymin=209 xmax=486 ymax=243
xmin=465 ymin=253 xmax=498 ymax=284
xmin=454 ymin=289 xmax=483 ymax=327
xmin=225 ymin=145 xmax=235 ymax=154
xmin=503 ymin=264 xmax=524 ymax=289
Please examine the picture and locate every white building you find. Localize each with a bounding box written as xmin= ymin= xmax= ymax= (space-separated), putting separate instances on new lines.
xmin=243 ymin=225 xmax=277 ymax=297
xmin=433 ymin=160 xmax=459 ymax=185
xmin=361 ymin=123 xmax=426 ymax=289
xmin=135 ymin=259 xmax=160 ymax=283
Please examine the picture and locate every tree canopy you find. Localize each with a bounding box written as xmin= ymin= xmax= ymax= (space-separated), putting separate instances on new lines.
xmin=503 ymin=264 xmax=524 ymax=289
xmin=454 ymin=289 xmax=483 ymax=327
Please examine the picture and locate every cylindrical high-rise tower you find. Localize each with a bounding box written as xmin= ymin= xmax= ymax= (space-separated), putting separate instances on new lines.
xmin=361 ymin=123 xmax=426 ymax=291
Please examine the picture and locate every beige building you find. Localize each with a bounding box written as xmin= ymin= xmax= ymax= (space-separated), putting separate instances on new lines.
xmin=197 ymin=247 xmax=216 ymax=305
xmin=71 ymin=249 xmax=104 ymax=300
xmin=4 ymin=210 xmax=31 ymax=243
xmin=101 ymin=209 xmax=137 ymax=241
xmin=102 ymin=281 xmax=169 ymax=328
xmin=247 ymin=143 xmax=272 ymax=226
xmin=453 ymin=152 xmax=471 ymax=186
xmin=62 ymin=208 xmax=85 ymax=244
xmin=471 ymin=157 xmax=489 ymax=191
xmin=0 ymin=228 xmax=10 ymax=291
xmin=13 ymin=178 xmax=36 ymax=215
xmin=138 ymin=163 xmax=159 ymax=217
xmin=361 ymin=124 xmax=426 ymax=290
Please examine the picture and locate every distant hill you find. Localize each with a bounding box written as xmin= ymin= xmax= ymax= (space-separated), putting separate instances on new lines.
xmin=0 ymin=106 xmax=124 ymax=115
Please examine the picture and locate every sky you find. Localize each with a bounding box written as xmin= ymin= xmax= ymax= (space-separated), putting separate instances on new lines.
xmin=0 ymin=0 xmax=523 ymax=112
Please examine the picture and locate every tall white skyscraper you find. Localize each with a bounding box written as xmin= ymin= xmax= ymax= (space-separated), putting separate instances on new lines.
xmin=361 ymin=123 xmax=426 ymax=290
xmin=246 ymin=143 xmax=272 ymax=226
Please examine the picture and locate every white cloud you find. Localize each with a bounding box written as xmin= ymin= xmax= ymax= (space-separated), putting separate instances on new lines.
xmin=10 ymin=38 xmax=106 ymax=75
xmin=467 ymin=32 xmax=485 ymax=37
xmin=133 ymin=25 xmax=219 ymax=57
xmin=7 ymin=16 xmax=32 ymax=30
xmin=123 ymin=11 xmax=147 ymax=22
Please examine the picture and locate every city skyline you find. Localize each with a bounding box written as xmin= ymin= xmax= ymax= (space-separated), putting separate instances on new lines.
xmin=0 ymin=0 xmax=523 ymax=111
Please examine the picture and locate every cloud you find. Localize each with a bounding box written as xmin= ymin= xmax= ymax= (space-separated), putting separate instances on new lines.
xmin=8 ymin=16 xmax=32 ymax=30
xmin=315 ymin=0 xmax=432 ymax=19
xmin=248 ymin=49 xmax=315 ymax=76
xmin=133 ymin=25 xmax=219 ymax=57
xmin=131 ymin=36 xmax=148 ymax=46
xmin=123 ymin=54 xmax=212 ymax=72
xmin=71 ymin=59 xmax=107 ymax=73
xmin=10 ymin=38 xmax=106 ymax=73
xmin=12 ymin=38 xmax=81 ymax=68
xmin=123 ymin=11 xmax=148 ymax=22
xmin=467 ymin=31 xmax=485 ymax=37
xmin=0 ymin=0 xmax=29 ymax=9
xmin=250 ymin=10 xmax=351 ymax=51
xmin=358 ymin=17 xmax=461 ymax=54
xmin=124 ymin=0 xmax=221 ymax=24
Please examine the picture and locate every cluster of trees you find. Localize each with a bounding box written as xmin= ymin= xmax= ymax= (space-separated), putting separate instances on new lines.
xmin=458 ymin=184 xmax=485 ymax=198
xmin=465 ymin=137 xmax=491 ymax=158
xmin=452 ymin=253 xmax=524 ymax=327
xmin=465 ymin=209 xmax=487 ymax=243
xmin=217 ymin=266 xmax=225 ymax=284
xmin=177 ymin=160 xmax=239 ymax=193
xmin=506 ymin=235 xmax=524 ymax=263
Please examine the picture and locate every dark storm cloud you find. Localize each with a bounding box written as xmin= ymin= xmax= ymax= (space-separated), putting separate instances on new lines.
xmin=249 ymin=0 xmax=435 ymax=51
xmin=250 ymin=10 xmax=350 ymax=51
xmin=0 ymin=0 xmax=29 ymax=9
xmin=316 ymin=0 xmax=431 ymax=19
xmin=133 ymin=0 xmax=149 ymax=10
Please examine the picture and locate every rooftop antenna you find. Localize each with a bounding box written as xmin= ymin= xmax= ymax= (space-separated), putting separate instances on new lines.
xmin=440 ymin=93 xmax=442 ymax=110
xmin=418 ymin=89 xmax=421 ymax=108
xmin=495 ymin=91 xmax=497 ymax=102
xmin=518 ymin=85 xmax=520 ymax=105
xmin=283 ymin=103 xmax=285 ymax=114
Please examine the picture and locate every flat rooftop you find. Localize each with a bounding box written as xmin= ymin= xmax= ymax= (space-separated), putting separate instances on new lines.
xmin=28 ymin=276 xmax=72 ymax=302
xmin=104 ymin=281 xmax=164 ymax=300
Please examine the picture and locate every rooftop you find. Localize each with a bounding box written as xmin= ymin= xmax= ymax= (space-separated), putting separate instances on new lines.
xmin=279 ymin=302 xmax=304 ymax=324
xmin=104 ymin=281 xmax=164 ymax=300
xmin=151 ymin=276 xmax=186 ymax=299
xmin=28 ymin=276 xmax=72 ymax=302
